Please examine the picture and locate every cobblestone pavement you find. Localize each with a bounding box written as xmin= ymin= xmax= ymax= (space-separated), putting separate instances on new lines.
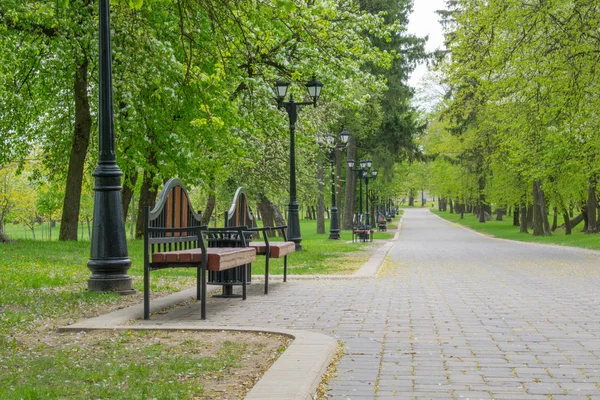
xmin=140 ymin=208 xmax=600 ymax=399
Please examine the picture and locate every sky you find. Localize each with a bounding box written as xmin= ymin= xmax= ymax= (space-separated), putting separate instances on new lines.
xmin=406 ymin=0 xmax=446 ymax=88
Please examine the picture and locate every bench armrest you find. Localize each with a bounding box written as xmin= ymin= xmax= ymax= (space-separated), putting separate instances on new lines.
xmin=201 ymin=227 xmax=251 ymax=247
xmin=271 ymin=225 xmax=289 ymax=241
xmin=247 ymin=226 xmax=272 ymax=246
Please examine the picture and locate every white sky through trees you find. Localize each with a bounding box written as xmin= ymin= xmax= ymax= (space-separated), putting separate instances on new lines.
xmin=407 ymin=0 xmax=446 ymax=88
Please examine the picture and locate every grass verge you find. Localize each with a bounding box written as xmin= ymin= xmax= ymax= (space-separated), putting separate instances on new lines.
xmin=432 ymin=209 xmax=600 ymax=251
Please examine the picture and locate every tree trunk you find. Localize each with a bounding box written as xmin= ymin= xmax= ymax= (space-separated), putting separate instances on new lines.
xmin=449 ymin=198 xmax=454 ymax=214
xmin=59 ymin=55 xmax=91 ymax=241
xmin=526 ymin=204 xmax=533 ymax=229
xmin=121 ymin=170 xmax=138 ymax=221
xmin=201 ymin=179 xmax=216 ymax=226
xmin=316 ymin=163 xmax=325 ymax=234
xmin=563 ymin=211 xmax=572 ymax=235
xmin=513 ymin=204 xmax=519 ymax=226
xmin=202 ymin=193 xmax=216 ymax=226
xmin=129 ymin=195 xmax=135 ymax=239
xmin=335 ymin=150 xmax=343 ymax=223
xmin=586 ymin=181 xmax=597 ymax=234
xmin=496 ymin=207 xmax=505 ymax=221
xmin=559 ymin=213 xmax=584 ymax=230
xmin=536 ymin=182 xmax=551 ymax=236
xmin=273 ymin=204 xmax=286 ymax=227
xmin=0 ymin=220 xmax=11 ymax=242
xmin=408 ymin=189 xmax=414 ymax=207
xmin=86 ymin=215 xmax=92 ymax=240
xmin=342 ymin=136 xmax=357 ymax=230
xmin=477 ymin=175 xmax=486 ymax=223
xmin=257 ymin=193 xmax=285 ymax=237
xmin=551 ymin=207 xmax=558 ymax=231
xmin=257 ymin=194 xmax=275 ymax=231
xmin=532 ymin=181 xmax=544 ymax=236
xmin=519 ymin=201 xmax=528 ymax=233
xmin=135 ymin=163 xmax=159 ymax=239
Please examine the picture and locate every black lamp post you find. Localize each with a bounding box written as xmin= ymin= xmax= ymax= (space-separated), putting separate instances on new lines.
xmin=363 ymin=164 xmax=377 ymax=228
xmin=367 ymin=171 xmax=379 ymax=226
xmin=275 ymin=78 xmax=324 ymax=251
xmin=325 ymin=129 xmax=350 ymax=239
xmin=348 ymin=159 xmax=373 ymax=227
xmin=87 ymin=0 xmax=133 ymax=293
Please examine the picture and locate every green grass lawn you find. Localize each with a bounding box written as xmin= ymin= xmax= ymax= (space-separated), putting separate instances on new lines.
xmin=432 ymin=209 xmax=600 ymax=251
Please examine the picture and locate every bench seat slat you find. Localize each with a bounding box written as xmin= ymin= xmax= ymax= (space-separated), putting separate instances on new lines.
xmin=249 ymin=241 xmax=295 ymax=258
xmin=151 ymin=247 xmax=256 ymax=271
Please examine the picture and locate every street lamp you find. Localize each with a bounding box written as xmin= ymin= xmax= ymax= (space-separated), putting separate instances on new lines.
xmin=325 ymin=129 xmax=350 ymax=240
xmin=87 ymin=0 xmax=133 ymax=293
xmin=275 ymin=77 xmax=324 ymax=251
xmin=348 ymin=159 xmax=373 ymax=227
xmin=365 ymin=169 xmax=378 ymax=226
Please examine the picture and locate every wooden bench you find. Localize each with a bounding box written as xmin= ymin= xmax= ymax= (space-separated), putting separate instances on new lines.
xmin=377 ymin=214 xmax=387 ymax=232
xmin=352 ymin=227 xmax=374 ymax=242
xmin=248 ymin=225 xmax=295 ymax=294
xmin=208 ymin=187 xmax=257 ymax=297
xmin=144 ymin=178 xmax=256 ymax=320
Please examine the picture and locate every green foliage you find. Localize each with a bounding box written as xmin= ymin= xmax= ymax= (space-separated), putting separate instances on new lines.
xmin=421 ymin=0 xmax=600 ymax=218
xmin=1 ymin=0 xmax=425 ymax=233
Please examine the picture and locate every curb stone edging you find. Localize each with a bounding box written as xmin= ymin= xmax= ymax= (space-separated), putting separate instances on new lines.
xmin=352 ymin=215 xmax=403 ymax=277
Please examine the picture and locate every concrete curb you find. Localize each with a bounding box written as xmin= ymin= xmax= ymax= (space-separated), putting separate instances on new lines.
xmin=352 ymin=214 xmax=403 ymax=277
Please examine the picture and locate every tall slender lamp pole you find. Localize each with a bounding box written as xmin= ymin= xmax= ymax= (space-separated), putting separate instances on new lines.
xmin=326 ymin=129 xmax=350 ymax=240
xmin=275 ymin=78 xmax=323 ymax=251
xmin=87 ymin=0 xmax=133 ymax=293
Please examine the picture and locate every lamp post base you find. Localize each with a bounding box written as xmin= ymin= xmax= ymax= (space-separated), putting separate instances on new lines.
xmin=328 ymin=229 xmax=341 ymax=240
xmin=87 ymin=272 xmax=134 ymax=294
xmin=329 ymin=206 xmax=341 ymax=240
xmin=287 ymin=201 xmax=303 ymax=251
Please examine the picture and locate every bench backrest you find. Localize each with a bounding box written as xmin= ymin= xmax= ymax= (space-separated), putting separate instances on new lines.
xmin=224 ymin=187 xmax=256 ymax=228
xmin=145 ymin=178 xmax=204 ymax=253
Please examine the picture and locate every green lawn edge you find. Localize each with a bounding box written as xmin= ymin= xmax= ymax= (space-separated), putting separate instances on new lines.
xmin=431 ymin=209 xmax=600 ymax=251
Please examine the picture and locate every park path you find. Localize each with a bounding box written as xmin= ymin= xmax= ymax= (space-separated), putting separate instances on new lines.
xmin=141 ymin=208 xmax=600 ymax=399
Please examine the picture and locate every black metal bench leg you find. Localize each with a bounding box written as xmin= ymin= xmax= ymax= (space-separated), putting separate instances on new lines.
xmin=283 ymin=255 xmax=288 ymax=282
xmin=265 ymin=256 xmax=269 ymax=294
xmin=144 ymin=266 xmax=150 ymax=320
xmin=200 ymin=264 xmax=206 ymax=320
xmin=242 ymin=264 xmax=247 ymax=300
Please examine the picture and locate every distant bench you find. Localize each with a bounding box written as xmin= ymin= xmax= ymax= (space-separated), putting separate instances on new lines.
xmin=377 ymin=213 xmax=387 ymax=232
xmin=143 ymin=179 xmax=256 ymax=320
